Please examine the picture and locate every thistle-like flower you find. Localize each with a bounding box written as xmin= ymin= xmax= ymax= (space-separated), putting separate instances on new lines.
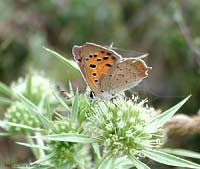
xmin=11 ymin=73 xmax=56 ymax=104
xmin=47 ymin=119 xmax=91 ymax=167
xmin=4 ymin=101 xmax=40 ymax=134
xmin=86 ymin=96 xmax=164 ymax=157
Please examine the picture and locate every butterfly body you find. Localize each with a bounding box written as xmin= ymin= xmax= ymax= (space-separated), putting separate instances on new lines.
xmin=72 ymin=42 xmax=151 ymax=99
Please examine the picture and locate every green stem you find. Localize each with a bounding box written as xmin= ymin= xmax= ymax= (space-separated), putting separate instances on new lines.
xmin=25 ymin=133 xmax=39 ymax=159
xmin=35 ymin=132 xmax=46 ymax=158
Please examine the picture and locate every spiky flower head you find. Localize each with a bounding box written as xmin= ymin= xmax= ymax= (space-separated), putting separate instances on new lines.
xmin=4 ymin=101 xmax=40 ymax=134
xmin=11 ymin=72 xmax=56 ymax=104
xmin=86 ymin=96 xmax=164 ymax=157
xmin=76 ymin=94 xmax=96 ymax=122
xmin=47 ymin=119 xmax=91 ymax=167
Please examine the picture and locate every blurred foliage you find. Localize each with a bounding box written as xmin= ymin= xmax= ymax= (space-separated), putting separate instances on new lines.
xmin=0 ymin=0 xmax=200 ymax=166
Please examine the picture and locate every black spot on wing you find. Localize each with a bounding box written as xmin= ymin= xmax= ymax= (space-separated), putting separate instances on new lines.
xmin=118 ymin=74 xmax=125 ymax=77
xmin=97 ymin=58 xmax=102 ymax=61
xmin=105 ymin=64 xmax=112 ymax=67
xmin=103 ymin=56 xmax=109 ymax=60
xmin=89 ymin=64 xmax=96 ymax=68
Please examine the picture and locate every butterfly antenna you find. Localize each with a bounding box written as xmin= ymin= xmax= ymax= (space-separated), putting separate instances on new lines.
xmin=135 ymin=53 xmax=149 ymax=59
xmin=110 ymin=46 xmax=149 ymax=59
xmin=112 ymin=47 xmax=144 ymax=54
xmin=138 ymin=83 xmax=189 ymax=104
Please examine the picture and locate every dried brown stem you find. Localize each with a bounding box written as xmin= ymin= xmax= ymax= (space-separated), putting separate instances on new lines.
xmin=165 ymin=114 xmax=200 ymax=136
xmin=175 ymin=4 xmax=200 ymax=65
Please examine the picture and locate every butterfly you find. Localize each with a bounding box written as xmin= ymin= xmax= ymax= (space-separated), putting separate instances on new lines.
xmin=72 ymin=42 xmax=151 ymax=99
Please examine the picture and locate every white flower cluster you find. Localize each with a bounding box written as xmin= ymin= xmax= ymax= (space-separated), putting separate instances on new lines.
xmin=10 ymin=72 xmax=56 ymax=104
xmin=86 ymin=96 xmax=163 ymax=156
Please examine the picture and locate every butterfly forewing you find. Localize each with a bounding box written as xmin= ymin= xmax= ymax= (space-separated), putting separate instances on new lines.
xmin=74 ymin=43 xmax=121 ymax=95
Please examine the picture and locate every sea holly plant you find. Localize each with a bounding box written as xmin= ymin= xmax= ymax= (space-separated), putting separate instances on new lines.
xmin=0 ymin=49 xmax=199 ymax=168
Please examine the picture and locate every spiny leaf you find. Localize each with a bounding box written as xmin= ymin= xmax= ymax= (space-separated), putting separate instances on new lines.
xmin=35 ymin=133 xmax=97 ymax=143
xmin=31 ymin=152 xmax=55 ymax=165
xmin=0 ymin=96 xmax=12 ymax=105
xmin=53 ymin=91 xmax=71 ymax=112
xmin=145 ymin=95 xmax=191 ymax=133
xmin=98 ymin=156 xmax=116 ymax=169
xmin=16 ymin=142 xmax=50 ymax=150
xmin=4 ymin=121 xmax=43 ymax=131
xmin=71 ymin=94 xmax=79 ymax=122
xmin=43 ymin=47 xmax=79 ymax=72
xmin=15 ymin=92 xmax=51 ymax=129
xmin=162 ymin=148 xmax=200 ymax=159
xmin=115 ymin=156 xmax=134 ymax=169
xmin=142 ymin=149 xmax=200 ymax=168
xmin=129 ymin=156 xmax=150 ymax=169
xmin=0 ymin=82 xmax=13 ymax=97
xmin=92 ymin=143 xmax=101 ymax=160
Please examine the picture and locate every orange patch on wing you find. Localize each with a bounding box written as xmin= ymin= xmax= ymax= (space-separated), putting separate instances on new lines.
xmin=87 ymin=52 xmax=114 ymax=77
xmin=132 ymin=60 xmax=151 ymax=78
xmin=83 ymin=51 xmax=115 ymax=92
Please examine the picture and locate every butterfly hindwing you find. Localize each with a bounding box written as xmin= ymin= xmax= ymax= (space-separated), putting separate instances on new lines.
xmin=101 ymin=59 xmax=151 ymax=94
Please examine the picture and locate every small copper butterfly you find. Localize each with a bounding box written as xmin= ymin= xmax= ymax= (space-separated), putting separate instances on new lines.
xmin=72 ymin=42 xmax=151 ymax=99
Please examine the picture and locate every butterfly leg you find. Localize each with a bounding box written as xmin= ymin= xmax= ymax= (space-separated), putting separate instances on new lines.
xmin=111 ymin=95 xmax=118 ymax=107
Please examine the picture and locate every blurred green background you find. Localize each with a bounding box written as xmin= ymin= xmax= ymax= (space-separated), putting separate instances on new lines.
xmin=0 ymin=0 xmax=199 ymax=167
